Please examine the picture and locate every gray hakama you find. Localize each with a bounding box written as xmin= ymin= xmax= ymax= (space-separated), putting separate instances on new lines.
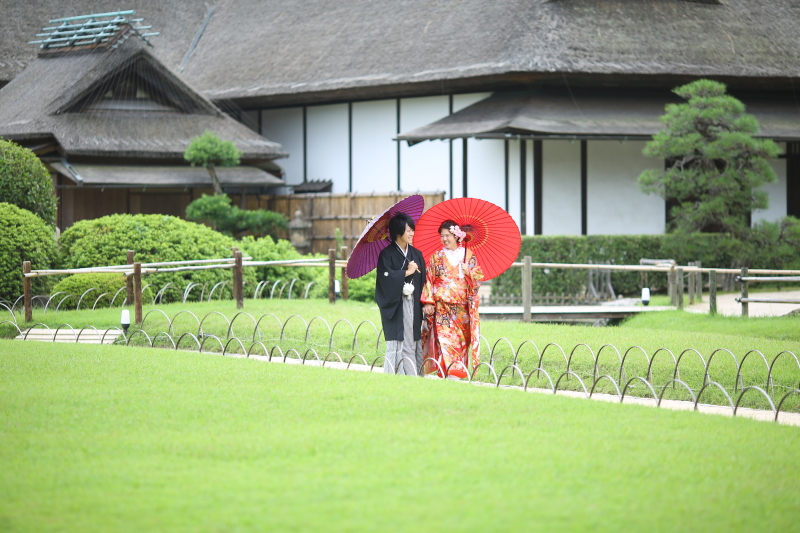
xmin=384 ymin=295 xmax=423 ymax=375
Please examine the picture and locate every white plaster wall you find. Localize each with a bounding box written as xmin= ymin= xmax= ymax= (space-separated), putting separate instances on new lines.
xmin=507 ymin=140 xmax=521 ymax=231
xmin=587 ymin=141 xmax=665 ymax=235
xmin=753 ymin=150 xmax=788 ymax=224
xmin=261 ymin=107 xmax=303 ymax=185
xmin=399 ymin=96 xmax=450 ymax=193
xmin=466 ymin=138 xmax=506 ymax=210
xmin=306 ymin=104 xmax=349 ymax=192
xmin=542 ymin=140 xmax=582 ymax=235
xmin=351 ymin=99 xmax=398 ymax=193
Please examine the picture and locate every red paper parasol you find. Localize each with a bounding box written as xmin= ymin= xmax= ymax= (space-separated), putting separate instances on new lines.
xmin=414 ymin=197 xmax=521 ymax=281
xmin=346 ymin=194 xmax=425 ymax=279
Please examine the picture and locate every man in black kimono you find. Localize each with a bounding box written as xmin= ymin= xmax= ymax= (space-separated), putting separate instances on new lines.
xmin=375 ymin=212 xmax=426 ymax=375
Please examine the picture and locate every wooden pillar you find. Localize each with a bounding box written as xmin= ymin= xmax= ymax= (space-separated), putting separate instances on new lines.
xmin=234 ymin=249 xmax=243 ymax=309
xmin=676 ymin=267 xmax=684 ymax=310
xmin=709 ymin=269 xmax=717 ymax=315
xmin=740 ymin=266 xmax=749 ymax=317
xmin=696 ymin=261 xmax=703 ymax=303
xmin=340 ymin=245 xmax=349 ymax=301
xmin=328 ymin=249 xmax=336 ymax=304
xmin=23 ymin=261 xmax=31 ymax=323
xmin=126 ymin=250 xmax=134 ymax=306
xmin=688 ymin=262 xmax=695 ymax=305
xmin=133 ymin=262 xmax=142 ymax=325
xmin=522 ymin=256 xmax=532 ymax=323
xmin=668 ymin=268 xmax=676 ymax=306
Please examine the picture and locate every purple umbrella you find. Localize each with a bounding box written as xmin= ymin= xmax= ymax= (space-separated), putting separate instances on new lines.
xmin=346 ymin=194 xmax=425 ymax=279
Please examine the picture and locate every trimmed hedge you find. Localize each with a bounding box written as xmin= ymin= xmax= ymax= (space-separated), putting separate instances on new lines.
xmin=58 ymin=214 xmax=256 ymax=302
xmin=0 ymin=140 xmax=57 ymax=227
xmin=492 ymin=223 xmax=800 ymax=298
xmin=51 ymin=273 xmax=129 ymax=309
xmin=239 ymin=235 xmax=328 ymax=298
xmin=0 ymin=203 xmax=57 ymax=303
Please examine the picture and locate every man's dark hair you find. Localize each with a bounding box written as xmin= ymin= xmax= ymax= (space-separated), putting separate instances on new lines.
xmin=388 ymin=212 xmax=414 ymax=242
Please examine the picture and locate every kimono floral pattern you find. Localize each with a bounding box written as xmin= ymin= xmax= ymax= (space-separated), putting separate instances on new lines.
xmin=421 ymin=248 xmax=483 ymax=378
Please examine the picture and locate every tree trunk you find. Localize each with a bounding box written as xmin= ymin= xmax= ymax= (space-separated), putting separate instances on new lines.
xmin=207 ymin=166 xmax=223 ymax=195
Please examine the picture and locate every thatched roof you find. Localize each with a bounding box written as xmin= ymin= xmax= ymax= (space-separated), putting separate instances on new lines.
xmin=49 ymin=162 xmax=284 ymax=188
xmin=1 ymin=1 xmax=799 ymax=107
xmin=397 ymin=90 xmax=800 ymax=143
xmin=0 ymin=25 xmax=286 ymax=160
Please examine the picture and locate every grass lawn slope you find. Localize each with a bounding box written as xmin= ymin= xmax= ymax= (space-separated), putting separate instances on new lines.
xmin=1 ymin=340 xmax=799 ymax=532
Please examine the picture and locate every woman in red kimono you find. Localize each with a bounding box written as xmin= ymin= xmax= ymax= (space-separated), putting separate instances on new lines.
xmin=421 ymin=220 xmax=483 ymax=379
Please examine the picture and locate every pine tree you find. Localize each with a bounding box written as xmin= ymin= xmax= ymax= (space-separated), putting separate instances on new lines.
xmin=638 ymin=79 xmax=781 ymax=236
xmin=184 ymin=131 xmax=242 ymax=196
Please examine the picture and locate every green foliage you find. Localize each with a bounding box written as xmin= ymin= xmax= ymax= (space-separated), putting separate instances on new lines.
xmin=239 ymin=235 xmax=327 ymax=298
xmin=58 ymin=214 xmax=255 ymax=302
xmin=0 ymin=139 xmax=57 ymax=226
xmin=184 ymin=130 xmax=242 ymax=168
xmin=0 ymin=202 xmax=56 ymax=302
xmin=51 ymin=273 xmax=127 ymax=308
xmin=492 ymin=228 xmax=800 ymax=298
xmin=184 ymin=131 xmax=242 ymax=195
xmin=186 ymin=194 xmax=286 ymax=239
xmin=639 ymin=79 xmax=782 ymax=235
xmin=345 ymin=270 xmax=377 ymax=303
xmin=492 ymin=235 xmax=665 ymax=297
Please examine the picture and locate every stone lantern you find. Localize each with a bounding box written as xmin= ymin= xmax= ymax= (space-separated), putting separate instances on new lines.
xmin=287 ymin=210 xmax=312 ymax=254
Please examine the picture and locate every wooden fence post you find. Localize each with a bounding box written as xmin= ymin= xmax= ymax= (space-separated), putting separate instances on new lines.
xmin=522 ymin=256 xmax=532 ymax=323
xmin=709 ymin=269 xmax=717 ymax=315
xmin=23 ymin=261 xmax=31 ymax=322
xmin=234 ymin=249 xmax=243 ymax=309
xmin=133 ymin=262 xmax=142 ymax=325
xmin=687 ymin=261 xmax=695 ymax=305
xmin=740 ymin=266 xmax=749 ymax=317
xmin=126 ymin=250 xmax=134 ymax=306
xmin=668 ymin=267 xmax=676 ymax=306
xmin=676 ymin=267 xmax=684 ymax=310
xmin=328 ymin=249 xmax=336 ymax=304
xmin=695 ymin=261 xmax=702 ymax=303
xmin=340 ymin=245 xmax=349 ymax=301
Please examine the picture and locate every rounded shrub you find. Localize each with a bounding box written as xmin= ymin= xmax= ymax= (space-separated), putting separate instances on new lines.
xmin=345 ymin=270 xmax=376 ymax=303
xmin=51 ymin=273 xmax=128 ymax=309
xmin=58 ymin=214 xmax=256 ymax=302
xmin=0 ymin=140 xmax=57 ymax=227
xmin=0 ymin=202 xmax=57 ymax=303
xmin=239 ymin=235 xmax=327 ymax=298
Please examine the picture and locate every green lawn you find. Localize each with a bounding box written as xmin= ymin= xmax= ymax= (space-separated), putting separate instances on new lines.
xmin=1 ymin=340 xmax=799 ymax=532
xmin=3 ymin=299 xmax=800 ymax=412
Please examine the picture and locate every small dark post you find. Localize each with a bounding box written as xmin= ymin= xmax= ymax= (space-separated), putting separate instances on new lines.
xmin=676 ymin=267 xmax=684 ymax=310
xmin=328 ymin=248 xmax=336 ymax=304
xmin=23 ymin=261 xmax=32 ymax=322
xmin=522 ymin=256 xmax=532 ymax=323
xmin=709 ymin=269 xmax=717 ymax=315
xmin=133 ymin=262 xmax=143 ymax=325
xmin=340 ymin=245 xmax=349 ymax=301
xmin=126 ymin=250 xmax=134 ymax=305
xmin=234 ymin=249 xmax=243 ymax=309
xmin=740 ymin=266 xmax=749 ymax=317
